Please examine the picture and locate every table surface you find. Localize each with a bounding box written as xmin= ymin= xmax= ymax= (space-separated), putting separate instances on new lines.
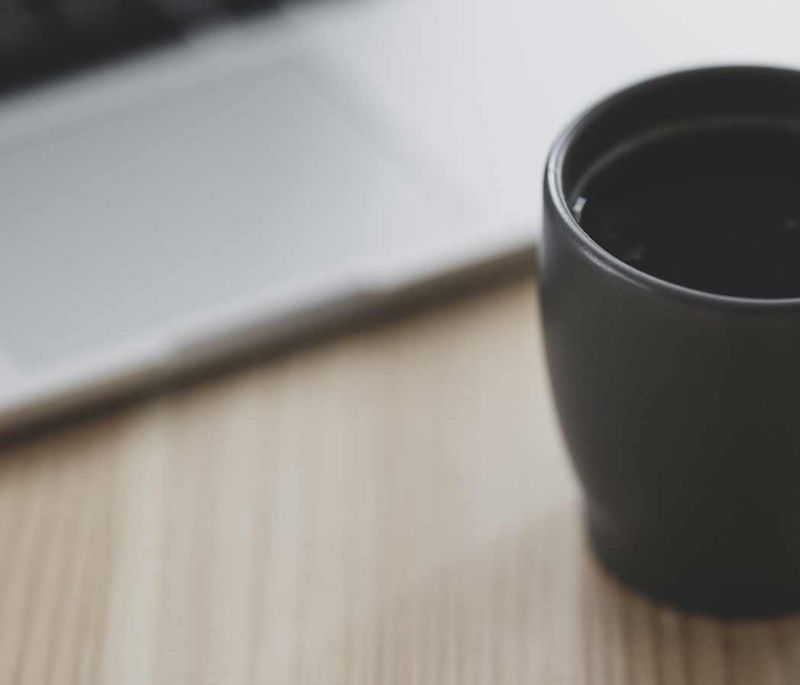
xmin=2 ymin=274 xmax=800 ymax=684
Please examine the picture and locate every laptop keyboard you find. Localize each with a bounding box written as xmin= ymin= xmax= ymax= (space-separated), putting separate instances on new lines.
xmin=0 ymin=0 xmax=286 ymax=94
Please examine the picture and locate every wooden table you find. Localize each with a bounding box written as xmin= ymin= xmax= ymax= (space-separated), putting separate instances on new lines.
xmin=1 ymin=274 xmax=799 ymax=684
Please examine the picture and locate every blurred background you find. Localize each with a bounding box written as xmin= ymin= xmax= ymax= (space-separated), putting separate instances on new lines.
xmin=1 ymin=0 xmax=800 ymax=429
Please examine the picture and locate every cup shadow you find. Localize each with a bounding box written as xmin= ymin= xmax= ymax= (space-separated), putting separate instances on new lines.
xmin=336 ymin=506 xmax=800 ymax=684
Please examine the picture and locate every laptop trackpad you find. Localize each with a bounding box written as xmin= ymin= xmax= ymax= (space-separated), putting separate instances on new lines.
xmin=0 ymin=61 xmax=463 ymax=370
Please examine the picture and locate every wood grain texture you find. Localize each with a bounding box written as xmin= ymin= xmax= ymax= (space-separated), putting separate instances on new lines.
xmin=1 ymin=274 xmax=800 ymax=684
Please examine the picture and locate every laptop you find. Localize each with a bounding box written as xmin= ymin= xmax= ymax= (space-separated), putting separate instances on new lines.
xmin=0 ymin=0 xmax=793 ymax=435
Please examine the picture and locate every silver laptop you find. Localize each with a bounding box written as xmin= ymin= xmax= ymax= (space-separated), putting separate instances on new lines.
xmin=0 ymin=0 xmax=789 ymax=434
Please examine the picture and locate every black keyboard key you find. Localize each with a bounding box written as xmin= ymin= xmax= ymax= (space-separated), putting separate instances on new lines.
xmin=0 ymin=0 xmax=182 ymax=93
xmin=0 ymin=0 xmax=307 ymax=95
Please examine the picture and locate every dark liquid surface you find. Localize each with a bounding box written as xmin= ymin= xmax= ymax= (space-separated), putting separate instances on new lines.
xmin=576 ymin=120 xmax=800 ymax=298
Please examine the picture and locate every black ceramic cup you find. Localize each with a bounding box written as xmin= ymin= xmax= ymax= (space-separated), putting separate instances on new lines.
xmin=541 ymin=66 xmax=800 ymax=616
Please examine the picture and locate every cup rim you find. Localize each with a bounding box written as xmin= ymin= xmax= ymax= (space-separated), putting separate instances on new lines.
xmin=546 ymin=64 xmax=800 ymax=310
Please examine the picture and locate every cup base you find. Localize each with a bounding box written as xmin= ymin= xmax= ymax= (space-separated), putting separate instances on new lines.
xmin=587 ymin=515 xmax=800 ymax=618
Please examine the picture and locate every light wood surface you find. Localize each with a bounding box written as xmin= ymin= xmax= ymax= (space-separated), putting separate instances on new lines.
xmin=2 ymin=274 xmax=800 ymax=684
